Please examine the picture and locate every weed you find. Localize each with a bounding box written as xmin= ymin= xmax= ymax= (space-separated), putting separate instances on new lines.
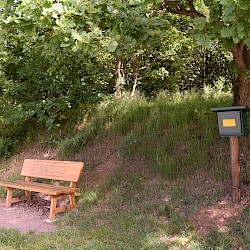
xmin=202 ymin=230 xmax=232 ymax=250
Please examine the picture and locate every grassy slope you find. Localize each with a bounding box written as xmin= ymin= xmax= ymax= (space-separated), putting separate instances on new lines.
xmin=1 ymin=90 xmax=250 ymax=249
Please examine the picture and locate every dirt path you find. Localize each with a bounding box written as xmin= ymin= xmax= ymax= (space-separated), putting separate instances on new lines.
xmin=0 ymin=199 xmax=57 ymax=233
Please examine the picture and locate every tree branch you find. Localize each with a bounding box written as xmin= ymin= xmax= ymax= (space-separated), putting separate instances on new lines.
xmin=188 ymin=0 xmax=196 ymax=13
xmin=160 ymin=0 xmax=205 ymax=18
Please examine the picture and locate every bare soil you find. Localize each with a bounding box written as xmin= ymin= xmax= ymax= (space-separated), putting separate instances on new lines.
xmin=194 ymin=195 xmax=250 ymax=235
xmin=0 ymin=198 xmax=57 ymax=233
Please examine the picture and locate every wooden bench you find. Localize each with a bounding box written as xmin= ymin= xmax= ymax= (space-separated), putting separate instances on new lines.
xmin=0 ymin=159 xmax=84 ymax=221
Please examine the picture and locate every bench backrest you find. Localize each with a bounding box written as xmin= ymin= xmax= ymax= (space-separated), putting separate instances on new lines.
xmin=21 ymin=159 xmax=84 ymax=182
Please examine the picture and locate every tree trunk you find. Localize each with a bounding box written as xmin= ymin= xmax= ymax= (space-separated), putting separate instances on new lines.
xmin=232 ymin=43 xmax=250 ymax=106
xmin=115 ymin=57 xmax=125 ymax=97
xmin=131 ymin=77 xmax=138 ymax=97
xmin=131 ymin=75 xmax=142 ymax=97
xmin=231 ymin=43 xmax=250 ymax=203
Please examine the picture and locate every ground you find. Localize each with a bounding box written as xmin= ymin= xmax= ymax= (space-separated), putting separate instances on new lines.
xmin=194 ymin=195 xmax=250 ymax=234
xmin=1 ymin=186 xmax=249 ymax=236
xmin=0 ymin=138 xmax=249 ymax=236
xmin=0 ymin=198 xmax=57 ymax=233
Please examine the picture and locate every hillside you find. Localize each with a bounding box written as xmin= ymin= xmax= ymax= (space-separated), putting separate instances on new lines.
xmin=1 ymin=91 xmax=250 ymax=249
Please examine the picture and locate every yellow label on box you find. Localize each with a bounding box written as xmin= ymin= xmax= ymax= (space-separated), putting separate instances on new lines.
xmin=223 ymin=119 xmax=236 ymax=127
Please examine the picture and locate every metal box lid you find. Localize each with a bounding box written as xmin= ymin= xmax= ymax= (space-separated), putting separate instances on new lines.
xmin=210 ymin=106 xmax=248 ymax=112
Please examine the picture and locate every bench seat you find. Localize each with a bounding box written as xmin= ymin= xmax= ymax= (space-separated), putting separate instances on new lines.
xmin=0 ymin=180 xmax=77 ymax=196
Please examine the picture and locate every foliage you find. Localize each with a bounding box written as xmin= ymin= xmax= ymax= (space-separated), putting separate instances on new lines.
xmin=0 ymin=0 xmax=235 ymax=135
xmin=0 ymin=46 xmax=111 ymax=128
xmin=0 ymin=0 xmax=166 ymax=128
xmin=160 ymin=0 xmax=250 ymax=106
xmin=192 ymin=0 xmax=250 ymax=48
xmin=0 ymin=0 xmax=235 ymax=163
xmin=127 ymin=32 xmax=234 ymax=95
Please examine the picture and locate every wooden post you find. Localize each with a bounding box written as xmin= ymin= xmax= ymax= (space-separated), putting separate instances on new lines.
xmin=50 ymin=196 xmax=57 ymax=221
xmin=230 ymin=136 xmax=241 ymax=203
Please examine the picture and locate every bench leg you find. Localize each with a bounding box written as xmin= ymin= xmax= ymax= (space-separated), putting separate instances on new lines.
xmin=69 ymin=193 xmax=77 ymax=210
xmin=49 ymin=196 xmax=57 ymax=221
xmin=5 ymin=188 xmax=32 ymax=208
xmin=49 ymin=193 xmax=77 ymax=220
xmin=6 ymin=187 xmax=13 ymax=208
xmin=25 ymin=191 xmax=31 ymax=202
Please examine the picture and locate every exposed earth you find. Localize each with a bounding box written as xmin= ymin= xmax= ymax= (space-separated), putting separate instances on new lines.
xmin=0 ymin=197 xmax=57 ymax=233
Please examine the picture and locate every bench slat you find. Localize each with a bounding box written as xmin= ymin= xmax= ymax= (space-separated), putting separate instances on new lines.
xmin=16 ymin=181 xmax=77 ymax=192
xmin=0 ymin=180 xmax=76 ymax=195
xmin=21 ymin=159 xmax=84 ymax=182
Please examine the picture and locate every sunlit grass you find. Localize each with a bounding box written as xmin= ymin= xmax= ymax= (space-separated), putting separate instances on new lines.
xmin=59 ymin=89 xmax=232 ymax=180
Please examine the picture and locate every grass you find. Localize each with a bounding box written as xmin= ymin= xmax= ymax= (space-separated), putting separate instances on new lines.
xmin=2 ymin=89 xmax=250 ymax=249
xmin=0 ymin=165 xmax=200 ymax=249
xmin=58 ymin=90 xmax=232 ymax=180
xmin=0 ymin=163 xmax=240 ymax=249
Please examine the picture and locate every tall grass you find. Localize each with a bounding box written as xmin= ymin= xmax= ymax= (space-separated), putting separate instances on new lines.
xmin=59 ymin=89 xmax=232 ymax=180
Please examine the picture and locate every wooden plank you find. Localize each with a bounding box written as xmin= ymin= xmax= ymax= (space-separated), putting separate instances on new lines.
xmin=50 ymin=196 xmax=57 ymax=221
xmin=55 ymin=204 xmax=76 ymax=214
xmin=21 ymin=159 xmax=84 ymax=182
xmin=16 ymin=181 xmax=76 ymax=194
xmin=25 ymin=190 xmax=31 ymax=201
xmin=11 ymin=195 xmax=30 ymax=203
xmin=0 ymin=181 xmax=76 ymax=195
xmin=6 ymin=188 xmax=13 ymax=208
xmin=69 ymin=193 xmax=76 ymax=209
xmin=16 ymin=181 xmax=77 ymax=191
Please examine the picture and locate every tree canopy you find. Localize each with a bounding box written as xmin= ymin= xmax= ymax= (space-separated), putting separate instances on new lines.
xmin=161 ymin=0 xmax=250 ymax=105
xmin=0 ymin=0 xmax=238 ymax=132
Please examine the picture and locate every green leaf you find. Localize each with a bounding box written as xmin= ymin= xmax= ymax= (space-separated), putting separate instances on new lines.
xmin=237 ymin=21 xmax=245 ymax=39
xmin=203 ymin=36 xmax=211 ymax=48
xmin=129 ymin=0 xmax=140 ymax=5
xmin=238 ymin=1 xmax=249 ymax=10
xmin=220 ymin=0 xmax=234 ymax=4
xmin=193 ymin=17 xmax=207 ymax=31
xmin=60 ymin=43 xmax=71 ymax=48
xmin=245 ymin=37 xmax=250 ymax=47
xmin=72 ymin=31 xmax=81 ymax=41
xmin=222 ymin=4 xmax=236 ymax=22
xmin=86 ymin=4 xmax=97 ymax=14
xmin=0 ymin=0 xmax=6 ymax=8
xmin=115 ymin=2 xmax=123 ymax=8
xmin=43 ymin=1 xmax=52 ymax=8
xmin=221 ymin=26 xmax=236 ymax=38
xmin=52 ymin=3 xmax=64 ymax=14
xmin=108 ymin=40 xmax=118 ymax=52
xmin=115 ymin=34 xmax=121 ymax=41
